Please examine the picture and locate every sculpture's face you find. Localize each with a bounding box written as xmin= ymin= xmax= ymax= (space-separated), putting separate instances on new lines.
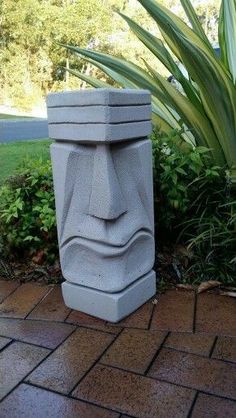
xmin=51 ymin=139 xmax=154 ymax=292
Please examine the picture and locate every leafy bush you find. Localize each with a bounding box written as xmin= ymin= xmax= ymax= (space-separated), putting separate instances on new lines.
xmin=0 ymin=159 xmax=57 ymax=262
xmin=180 ymin=177 xmax=236 ymax=284
xmin=152 ymin=128 xmax=236 ymax=284
xmin=182 ymin=198 xmax=236 ymax=284
xmin=0 ymin=138 xmax=235 ymax=285
xmin=152 ymin=128 xmax=222 ymax=231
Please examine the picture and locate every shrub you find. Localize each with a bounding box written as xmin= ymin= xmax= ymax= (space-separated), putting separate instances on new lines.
xmin=0 ymin=138 xmax=235 ymax=285
xmin=152 ymin=127 xmax=219 ymax=233
xmin=0 ymin=158 xmax=57 ymax=263
xmin=181 ymin=184 xmax=236 ymax=284
xmin=152 ymin=128 xmax=236 ymax=284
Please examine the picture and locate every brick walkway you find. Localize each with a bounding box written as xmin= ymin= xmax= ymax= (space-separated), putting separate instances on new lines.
xmin=0 ymin=281 xmax=235 ymax=418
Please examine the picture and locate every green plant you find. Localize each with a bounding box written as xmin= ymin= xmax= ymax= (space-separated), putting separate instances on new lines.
xmin=152 ymin=127 xmax=236 ymax=284
xmin=152 ymin=127 xmax=222 ymax=231
xmin=61 ymin=0 xmax=236 ymax=183
xmin=182 ymin=200 xmax=236 ymax=284
xmin=179 ymin=175 xmax=236 ymax=284
xmin=0 ymin=158 xmax=57 ymax=262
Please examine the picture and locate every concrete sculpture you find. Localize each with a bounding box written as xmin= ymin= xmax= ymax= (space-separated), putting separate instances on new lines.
xmin=47 ymin=89 xmax=156 ymax=322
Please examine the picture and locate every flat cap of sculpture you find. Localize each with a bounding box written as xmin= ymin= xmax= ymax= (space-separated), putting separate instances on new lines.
xmin=47 ymin=88 xmax=152 ymax=143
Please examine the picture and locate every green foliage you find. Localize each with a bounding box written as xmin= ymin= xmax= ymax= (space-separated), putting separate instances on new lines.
xmin=152 ymin=127 xmax=221 ymax=230
xmin=182 ymin=198 xmax=236 ymax=284
xmin=0 ymin=159 xmax=57 ymax=261
xmin=0 ymin=132 xmax=235 ymax=284
xmin=60 ymin=0 xmax=235 ymax=284
xmin=63 ymin=0 xmax=236 ymax=182
xmin=152 ymin=128 xmax=236 ymax=284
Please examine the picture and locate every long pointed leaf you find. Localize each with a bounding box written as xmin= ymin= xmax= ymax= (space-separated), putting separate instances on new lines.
xmin=137 ymin=0 xmax=215 ymax=59
xmin=65 ymin=67 xmax=111 ymax=88
xmin=167 ymin=26 xmax=236 ymax=169
xmin=152 ymin=97 xmax=196 ymax=145
xmin=219 ymin=0 xmax=236 ymax=83
xmin=180 ymin=0 xmax=212 ymax=48
xmin=118 ymin=11 xmax=179 ymax=76
xmin=60 ymin=42 xmax=167 ymax=101
xmin=118 ymin=11 xmax=203 ymax=113
xmin=84 ymin=57 xmax=138 ymax=88
xmin=144 ymin=60 xmax=225 ymax=164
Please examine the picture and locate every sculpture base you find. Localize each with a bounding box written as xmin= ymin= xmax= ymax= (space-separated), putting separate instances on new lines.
xmin=62 ymin=270 xmax=156 ymax=323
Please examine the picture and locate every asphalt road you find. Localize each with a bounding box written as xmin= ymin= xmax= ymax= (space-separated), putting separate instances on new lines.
xmin=0 ymin=119 xmax=49 ymax=143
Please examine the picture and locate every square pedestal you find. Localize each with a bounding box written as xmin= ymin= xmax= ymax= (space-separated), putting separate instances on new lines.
xmin=62 ymin=270 xmax=156 ymax=323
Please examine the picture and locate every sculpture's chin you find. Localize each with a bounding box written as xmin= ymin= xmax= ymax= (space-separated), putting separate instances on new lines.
xmin=61 ymin=230 xmax=155 ymax=293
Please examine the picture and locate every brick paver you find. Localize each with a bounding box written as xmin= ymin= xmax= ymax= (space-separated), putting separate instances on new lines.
xmin=0 ymin=283 xmax=50 ymax=318
xmin=0 ymin=342 xmax=49 ymax=400
xmin=0 ymin=337 xmax=11 ymax=351
xmin=120 ymin=416 xmax=132 ymax=418
xmin=164 ymin=332 xmax=214 ymax=356
xmin=148 ymin=347 xmax=236 ymax=399
xmin=212 ymin=336 xmax=236 ymax=363
xmin=28 ymin=286 xmax=71 ymax=322
xmin=150 ymin=290 xmax=195 ymax=332
xmin=66 ymin=310 xmax=122 ymax=334
xmin=120 ymin=416 xmax=133 ymax=418
xmin=0 ymin=383 xmax=119 ymax=418
xmin=0 ymin=280 xmax=235 ymax=417
xmin=73 ymin=364 xmax=195 ymax=418
xmin=191 ymin=393 xmax=236 ymax=418
xmin=0 ymin=318 xmax=75 ymax=349
xmin=27 ymin=328 xmax=114 ymax=394
xmin=0 ymin=281 xmax=20 ymax=303
xmin=101 ymin=328 xmax=166 ymax=373
xmin=196 ymin=293 xmax=236 ymax=336
xmin=112 ymin=301 xmax=154 ymax=329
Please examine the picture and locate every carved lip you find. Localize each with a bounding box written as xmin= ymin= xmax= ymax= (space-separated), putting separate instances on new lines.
xmin=61 ymin=228 xmax=153 ymax=255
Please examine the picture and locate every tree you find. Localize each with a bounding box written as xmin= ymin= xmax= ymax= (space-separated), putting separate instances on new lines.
xmin=0 ymin=0 xmax=221 ymax=110
xmin=0 ymin=0 xmax=124 ymax=109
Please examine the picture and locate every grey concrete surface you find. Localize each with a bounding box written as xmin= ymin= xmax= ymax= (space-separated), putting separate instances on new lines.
xmin=47 ymin=88 xmax=151 ymax=107
xmin=0 ymin=119 xmax=49 ymax=143
xmin=49 ymin=88 xmax=156 ymax=322
xmin=62 ymin=270 xmax=156 ymax=323
xmin=47 ymin=89 xmax=156 ymax=322
xmin=47 ymin=89 xmax=152 ymax=143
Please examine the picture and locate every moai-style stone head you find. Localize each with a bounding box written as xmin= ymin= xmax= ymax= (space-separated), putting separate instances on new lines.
xmin=47 ymin=89 xmax=156 ymax=321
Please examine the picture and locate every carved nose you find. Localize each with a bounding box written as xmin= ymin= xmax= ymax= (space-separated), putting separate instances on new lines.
xmin=88 ymin=145 xmax=127 ymax=220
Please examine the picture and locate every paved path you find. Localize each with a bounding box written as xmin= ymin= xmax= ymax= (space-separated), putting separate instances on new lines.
xmin=0 ymin=119 xmax=48 ymax=143
xmin=0 ymin=281 xmax=235 ymax=417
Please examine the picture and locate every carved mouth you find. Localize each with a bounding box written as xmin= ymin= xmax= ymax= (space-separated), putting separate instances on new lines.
xmin=61 ymin=228 xmax=153 ymax=255
xmin=60 ymin=228 xmax=155 ymax=292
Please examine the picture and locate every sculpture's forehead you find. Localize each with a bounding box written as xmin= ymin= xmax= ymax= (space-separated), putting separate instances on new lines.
xmin=47 ymin=89 xmax=152 ymax=144
xmin=59 ymin=139 xmax=149 ymax=156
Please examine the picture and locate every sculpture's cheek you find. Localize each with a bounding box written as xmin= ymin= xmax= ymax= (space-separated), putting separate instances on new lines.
xmin=61 ymin=233 xmax=154 ymax=293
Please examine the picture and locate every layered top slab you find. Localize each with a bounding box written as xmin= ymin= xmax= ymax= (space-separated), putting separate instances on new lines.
xmin=47 ymin=88 xmax=151 ymax=107
xmin=47 ymin=89 xmax=152 ymax=143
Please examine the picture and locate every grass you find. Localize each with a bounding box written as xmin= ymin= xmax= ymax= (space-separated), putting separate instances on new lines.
xmin=0 ymin=113 xmax=37 ymax=119
xmin=0 ymin=139 xmax=51 ymax=182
